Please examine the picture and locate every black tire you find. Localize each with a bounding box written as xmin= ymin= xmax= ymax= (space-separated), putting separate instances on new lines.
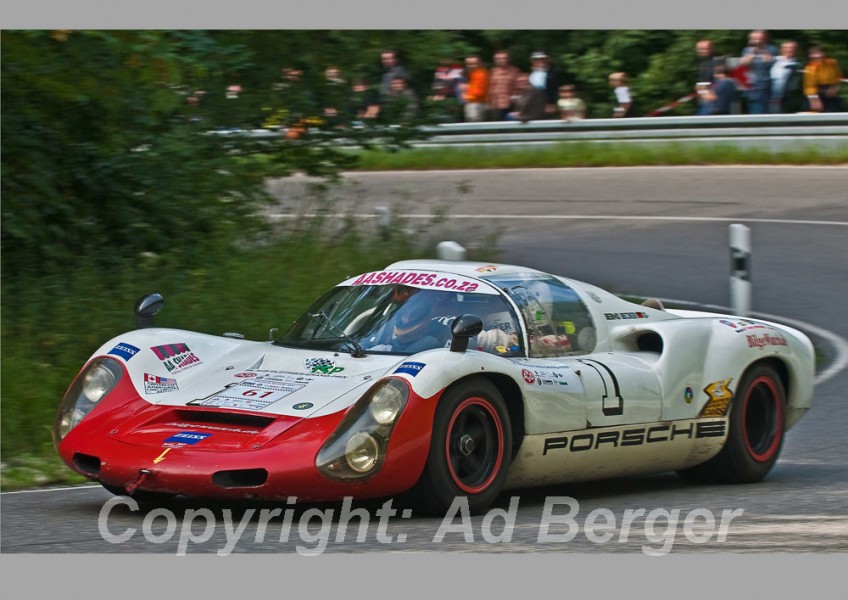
xmin=414 ymin=377 xmax=512 ymax=515
xmin=679 ymin=364 xmax=786 ymax=483
xmin=101 ymin=483 xmax=176 ymax=504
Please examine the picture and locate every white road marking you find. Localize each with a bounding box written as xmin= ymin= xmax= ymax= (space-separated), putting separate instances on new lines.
xmin=269 ymin=213 xmax=848 ymax=227
xmin=0 ymin=484 xmax=100 ymax=495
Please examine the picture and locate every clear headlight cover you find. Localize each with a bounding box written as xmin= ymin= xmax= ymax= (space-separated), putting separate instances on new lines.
xmin=53 ymin=357 xmax=123 ymax=445
xmin=316 ymin=378 xmax=409 ymax=481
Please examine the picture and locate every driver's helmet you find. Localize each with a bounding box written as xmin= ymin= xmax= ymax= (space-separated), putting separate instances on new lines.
xmin=392 ymin=288 xmax=435 ymax=344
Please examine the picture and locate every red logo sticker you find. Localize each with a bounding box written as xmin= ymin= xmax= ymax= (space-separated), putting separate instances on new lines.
xmin=522 ymin=369 xmax=536 ymax=384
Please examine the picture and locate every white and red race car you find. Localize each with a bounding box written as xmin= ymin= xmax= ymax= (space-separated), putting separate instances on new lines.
xmin=54 ymin=260 xmax=815 ymax=513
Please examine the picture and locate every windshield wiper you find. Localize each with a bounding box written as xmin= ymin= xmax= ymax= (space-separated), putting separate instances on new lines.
xmin=308 ymin=311 xmax=366 ymax=358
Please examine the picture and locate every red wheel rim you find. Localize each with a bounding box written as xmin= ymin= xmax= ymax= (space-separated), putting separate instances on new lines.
xmin=445 ymin=397 xmax=505 ymax=494
xmin=742 ymin=376 xmax=784 ymax=462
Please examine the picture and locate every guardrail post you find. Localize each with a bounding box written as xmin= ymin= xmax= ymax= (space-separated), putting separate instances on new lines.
xmin=729 ymin=224 xmax=751 ymax=317
xmin=436 ymin=241 xmax=467 ymax=261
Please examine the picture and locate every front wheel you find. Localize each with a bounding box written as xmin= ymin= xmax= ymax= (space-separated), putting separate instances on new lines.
xmin=679 ymin=364 xmax=786 ymax=483
xmin=414 ymin=377 xmax=512 ymax=515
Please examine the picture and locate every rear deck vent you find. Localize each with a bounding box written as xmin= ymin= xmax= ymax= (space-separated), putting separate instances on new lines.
xmin=212 ymin=468 xmax=269 ymax=488
xmin=73 ymin=453 xmax=101 ymax=475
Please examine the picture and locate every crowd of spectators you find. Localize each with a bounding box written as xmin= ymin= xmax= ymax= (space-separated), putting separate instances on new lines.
xmin=206 ymin=35 xmax=844 ymax=134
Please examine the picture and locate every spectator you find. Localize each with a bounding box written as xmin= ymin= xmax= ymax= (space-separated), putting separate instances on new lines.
xmin=429 ymin=59 xmax=464 ymax=101
xmin=519 ymin=51 xmax=560 ymax=121
xmin=347 ymin=78 xmax=380 ymax=122
xmin=379 ymin=50 xmax=410 ymax=99
xmin=487 ymin=50 xmax=522 ymax=121
xmin=769 ymin=41 xmax=802 ymax=113
xmin=557 ymin=84 xmax=587 ymax=121
xmin=740 ymin=30 xmax=777 ymax=114
xmin=506 ymin=73 xmax=531 ymax=121
xmin=461 ymin=55 xmax=489 ymax=122
xmin=321 ymin=66 xmax=347 ymax=120
xmin=428 ymin=59 xmax=464 ymax=123
xmin=382 ymin=76 xmax=418 ymax=123
xmin=696 ymin=40 xmax=719 ymax=84
xmin=803 ymin=45 xmax=844 ymax=113
xmin=695 ymin=39 xmax=720 ymax=115
xmin=699 ymin=65 xmax=737 ymax=115
xmin=609 ymin=72 xmax=634 ymax=118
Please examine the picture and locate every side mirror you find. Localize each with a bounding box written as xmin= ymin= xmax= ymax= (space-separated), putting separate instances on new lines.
xmin=450 ymin=314 xmax=483 ymax=353
xmin=135 ymin=293 xmax=164 ymax=329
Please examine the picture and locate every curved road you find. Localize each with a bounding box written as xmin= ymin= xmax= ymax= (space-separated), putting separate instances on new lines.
xmin=4 ymin=167 xmax=847 ymax=557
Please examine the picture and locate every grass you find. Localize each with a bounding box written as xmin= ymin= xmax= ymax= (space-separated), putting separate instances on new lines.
xmin=353 ymin=141 xmax=848 ymax=171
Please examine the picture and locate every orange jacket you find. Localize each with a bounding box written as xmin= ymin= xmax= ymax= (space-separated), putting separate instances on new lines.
xmin=803 ymin=58 xmax=843 ymax=96
xmin=464 ymin=68 xmax=490 ymax=103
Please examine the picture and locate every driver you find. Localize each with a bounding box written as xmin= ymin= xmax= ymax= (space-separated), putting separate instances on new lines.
xmin=367 ymin=287 xmax=519 ymax=355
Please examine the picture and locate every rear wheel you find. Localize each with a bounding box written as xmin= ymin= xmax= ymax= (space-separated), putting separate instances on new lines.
xmin=679 ymin=364 xmax=786 ymax=483
xmin=414 ymin=377 xmax=512 ymax=515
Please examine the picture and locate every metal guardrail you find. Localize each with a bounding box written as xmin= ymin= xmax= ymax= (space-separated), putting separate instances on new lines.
xmin=214 ymin=113 xmax=848 ymax=152
xmin=415 ymin=113 xmax=848 ymax=151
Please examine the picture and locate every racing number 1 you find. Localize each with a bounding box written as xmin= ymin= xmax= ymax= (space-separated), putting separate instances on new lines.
xmin=578 ymin=359 xmax=624 ymax=416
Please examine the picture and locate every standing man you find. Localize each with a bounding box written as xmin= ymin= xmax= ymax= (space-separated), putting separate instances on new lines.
xmin=803 ymin=45 xmax=843 ymax=113
xmin=699 ymin=65 xmax=737 ymax=115
xmin=739 ymin=30 xmax=777 ymax=114
xmin=769 ymin=41 xmax=801 ymax=113
xmin=695 ymin=39 xmax=719 ymax=115
xmin=487 ymin=50 xmax=521 ymax=121
xmin=520 ymin=51 xmax=559 ymax=120
xmin=461 ymin=55 xmax=489 ymax=122
xmin=379 ymin=50 xmax=410 ymax=101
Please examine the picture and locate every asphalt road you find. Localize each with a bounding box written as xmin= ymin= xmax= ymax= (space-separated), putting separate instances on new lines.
xmin=3 ymin=166 xmax=847 ymax=557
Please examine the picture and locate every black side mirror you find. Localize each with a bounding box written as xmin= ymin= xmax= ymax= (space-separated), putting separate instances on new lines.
xmin=450 ymin=314 xmax=483 ymax=353
xmin=135 ymin=293 xmax=164 ymax=329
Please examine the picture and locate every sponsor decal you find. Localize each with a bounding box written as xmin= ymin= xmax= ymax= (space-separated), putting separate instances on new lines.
xmin=543 ymin=420 xmax=727 ymax=455
xmin=234 ymin=372 xmax=258 ymax=378
xmin=163 ymin=431 xmax=212 ymax=447
xmin=518 ymin=362 xmax=584 ymax=393
xmin=153 ymin=448 xmax=171 ymax=464
xmin=304 ymin=357 xmax=345 ymax=375
xmin=701 ymin=379 xmax=733 ymax=417
xmin=604 ymin=312 xmax=649 ymax=321
xmin=394 ymin=361 xmax=426 ymax=377
xmin=108 ymin=342 xmax=140 ymax=361
xmin=475 ymin=265 xmax=498 ymax=273
xmin=587 ymin=292 xmax=602 ymax=304
xmin=292 ymin=402 xmax=314 ymax=410
xmin=151 ymin=343 xmax=202 ymax=374
xmin=144 ymin=373 xmax=179 ymax=394
xmin=720 ymin=319 xmax=771 ymax=334
xmin=344 ymin=270 xmax=493 ymax=294
xmin=189 ymin=370 xmax=316 ymax=411
xmin=746 ymin=333 xmax=788 ymax=350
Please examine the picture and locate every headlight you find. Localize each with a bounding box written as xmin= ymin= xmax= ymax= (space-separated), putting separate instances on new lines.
xmin=316 ymin=378 xmax=409 ymax=481
xmin=82 ymin=362 xmax=119 ymax=403
xmin=53 ymin=357 xmax=123 ymax=445
xmin=369 ymin=383 xmax=405 ymax=425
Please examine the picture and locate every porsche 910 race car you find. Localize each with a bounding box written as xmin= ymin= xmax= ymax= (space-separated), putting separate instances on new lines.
xmin=54 ymin=260 xmax=815 ymax=513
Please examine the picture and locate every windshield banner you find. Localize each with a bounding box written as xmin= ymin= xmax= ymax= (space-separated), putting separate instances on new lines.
xmin=340 ymin=270 xmax=498 ymax=295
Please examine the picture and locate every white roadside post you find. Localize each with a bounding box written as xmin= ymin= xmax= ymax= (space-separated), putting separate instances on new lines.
xmin=374 ymin=206 xmax=391 ymax=239
xmin=436 ymin=241 xmax=467 ymax=261
xmin=729 ymin=224 xmax=751 ymax=317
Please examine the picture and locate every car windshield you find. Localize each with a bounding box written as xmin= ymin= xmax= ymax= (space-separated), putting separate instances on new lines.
xmin=276 ymin=281 xmax=524 ymax=357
